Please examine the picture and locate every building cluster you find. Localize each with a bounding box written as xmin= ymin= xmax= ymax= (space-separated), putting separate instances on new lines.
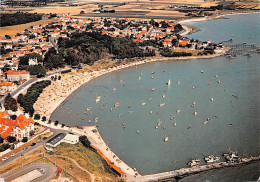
xmin=0 ymin=110 xmax=35 ymax=140
xmin=0 ymin=16 xmax=215 ymax=95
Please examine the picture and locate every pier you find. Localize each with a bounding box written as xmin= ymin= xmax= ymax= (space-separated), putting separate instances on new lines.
xmin=130 ymin=156 xmax=260 ymax=182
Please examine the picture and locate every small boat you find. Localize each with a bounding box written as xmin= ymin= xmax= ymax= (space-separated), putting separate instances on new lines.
xmin=140 ymin=73 xmax=143 ymax=75
xmin=81 ymin=117 xmax=84 ymax=120
xmin=194 ymin=111 xmax=198 ymax=116
xmin=203 ymin=121 xmax=209 ymax=125
xmin=112 ymin=88 xmax=117 ymax=91
xmin=110 ymin=108 xmax=113 ymax=111
xmin=215 ymin=75 xmax=218 ymax=78
xmin=187 ymin=125 xmax=192 ymax=129
xmin=118 ymin=114 xmax=122 ymax=117
xmin=114 ymin=102 xmax=120 ymax=108
xmin=150 ymin=111 xmax=153 ymax=114
xmin=201 ymin=70 xmax=204 ymax=73
xmin=128 ymin=111 xmax=134 ymax=113
xmin=149 ymin=98 xmax=152 ymax=101
xmin=192 ymin=86 xmax=195 ymax=89
xmin=141 ymin=100 xmax=146 ymax=106
xmin=173 ymin=122 xmax=176 ymax=127
xmin=159 ymin=103 xmax=165 ymax=107
xmin=163 ymin=126 xmax=166 ymax=130
xmin=151 ymin=72 xmax=155 ymax=74
xmin=210 ymin=98 xmax=214 ymax=102
xmin=162 ymin=94 xmax=166 ymax=98
xmin=95 ymin=117 xmax=99 ymax=122
xmin=176 ymin=110 xmax=181 ymax=114
xmin=152 ymin=88 xmax=156 ymax=91
xmin=137 ymin=130 xmax=140 ymax=134
xmin=191 ymin=102 xmax=196 ymax=107
xmin=213 ymin=116 xmax=218 ymax=119
xmin=164 ymin=137 xmax=169 ymax=142
xmin=167 ymin=79 xmax=171 ymax=86
xmin=177 ymin=81 xmax=181 ymax=84
xmin=95 ymin=96 xmax=101 ymax=103
xmin=204 ymin=155 xmax=220 ymax=163
xmin=217 ymin=80 xmax=221 ymax=84
xmin=120 ymin=80 xmax=123 ymax=83
xmin=88 ymin=120 xmax=91 ymax=123
xmin=207 ymin=118 xmax=211 ymax=121
xmin=138 ymin=77 xmax=142 ymax=80
xmin=151 ymin=76 xmax=154 ymax=79
xmin=86 ymin=107 xmax=91 ymax=111
xmin=128 ymin=105 xmax=132 ymax=108
xmin=170 ymin=116 xmax=175 ymax=120
xmin=188 ymin=159 xmax=201 ymax=167
xmin=227 ymin=124 xmax=233 ymax=127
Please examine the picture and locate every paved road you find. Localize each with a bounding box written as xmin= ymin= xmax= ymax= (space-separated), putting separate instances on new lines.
xmin=0 ymin=163 xmax=57 ymax=182
xmin=0 ymin=129 xmax=68 ymax=167
xmin=0 ymin=68 xmax=71 ymax=103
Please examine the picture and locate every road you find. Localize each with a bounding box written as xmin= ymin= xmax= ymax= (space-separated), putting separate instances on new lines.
xmin=0 ymin=128 xmax=68 ymax=167
xmin=0 ymin=68 xmax=71 ymax=103
xmin=0 ymin=163 xmax=57 ymax=182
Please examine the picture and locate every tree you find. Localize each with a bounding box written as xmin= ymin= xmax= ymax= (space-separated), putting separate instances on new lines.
xmin=0 ymin=136 xmax=3 ymax=143
xmin=19 ymin=53 xmax=42 ymax=66
xmin=79 ymin=135 xmax=91 ymax=147
xmin=54 ymin=120 xmax=59 ymax=126
xmin=34 ymin=114 xmax=41 ymax=120
xmin=42 ymin=116 xmax=46 ymax=122
xmin=7 ymin=136 xmax=16 ymax=143
xmin=44 ymin=54 xmax=65 ymax=70
xmin=22 ymin=137 xmax=28 ymax=142
xmin=10 ymin=115 xmax=17 ymax=120
xmin=29 ymin=130 xmax=35 ymax=137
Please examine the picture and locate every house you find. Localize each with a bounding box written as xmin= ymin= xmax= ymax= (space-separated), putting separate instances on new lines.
xmin=0 ymin=82 xmax=17 ymax=95
xmin=7 ymin=70 xmax=30 ymax=82
xmin=29 ymin=58 xmax=38 ymax=65
xmin=4 ymin=44 xmax=12 ymax=50
xmin=0 ymin=114 xmax=35 ymax=140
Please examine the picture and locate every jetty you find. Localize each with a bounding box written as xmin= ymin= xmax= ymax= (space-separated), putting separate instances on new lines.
xmin=130 ymin=156 xmax=260 ymax=182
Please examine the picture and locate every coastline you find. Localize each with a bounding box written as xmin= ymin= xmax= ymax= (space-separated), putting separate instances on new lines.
xmin=31 ymin=13 xmax=235 ymax=179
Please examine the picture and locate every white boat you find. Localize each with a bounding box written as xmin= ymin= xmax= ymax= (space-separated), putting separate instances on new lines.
xmin=88 ymin=120 xmax=91 ymax=123
xmin=210 ymin=98 xmax=214 ymax=102
xmin=215 ymin=75 xmax=218 ymax=78
xmin=164 ymin=137 xmax=169 ymax=142
xmin=162 ymin=94 xmax=166 ymax=98
xmin=173 ymin=122 xmax=176 ymax=127
xmin=86 ymin=107 xmax=91 ymax=111
xmin=176 ymin=110 xmax=181 ymax=114
xmin=141 ymin=100 xmax=146 ymax=106
xmin=217 ymin=80 xmax=221 ymax=84
xmin=168 ymin=79 xmax=171 ymax=86
xmin=150 ymin=111 xmax=153 ymax=114
xmin=201 ymin=70 xmax=204 ymax=73
xmin=128 ymin=105 xmax=132 ymax=108
xmin=194 ymin=111 xmax=198 ymax=116
xmin=137 ymin=130 xmax=140 ymax=134
xmin=112 ymin=88 xmax=117 ymax=91
xmin=148 ymin=98 xmax=152 ymax=101
xmin=151 ymin=76 xmax=154 ymax=79
xmin=95 ymin=117 xmax=99 ymax=122
xmin=138 ymin=77 xmax=142 ymax=80
xmin=188 ymin=159 xmax=201 ymax=167
xmin=192 ymin=86 xmax=195 ymax=89
xmin=170 ymin=116 xmax=175 ymax=120
xmin=187 ymin=125 xmax=192 ymax=129
xmin=204 ymin=155 xmax=220 ymax=163
xmin=114 ymin=102 xmax=120 ymax=108
xmin=177 ymin=81 xmax=181 ymax=84
xmin=159 ymin=103 xmax=165 ymax=107
xmin=110 ymin=108 xmax=113 ymax=111
xmin=95 ymin=96 xmax=101 ymax=103
xmin=128 ymin=111 xmax=134 ymax=113
xmin=203 ymin=121 xmax=209 ymax=125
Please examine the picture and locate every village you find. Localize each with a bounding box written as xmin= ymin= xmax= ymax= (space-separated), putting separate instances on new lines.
xmin=0 ymin=14 xmax=219 ymax=96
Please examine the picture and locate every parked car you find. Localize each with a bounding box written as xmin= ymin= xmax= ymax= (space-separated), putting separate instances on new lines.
xmin=37 ymin=140 xmax=42 ymax=143
xmin=31 ymin=143 xmax=36 ymax=146
xmin=23 ymin=147 xmax=28 ymax=150
xmin=43 ymin=137 xmax=48 ymax=140
xmin=11 ymin=153 xmax=16 ymax=157
xmin=2 ymin=157 xmax=8 ymax=161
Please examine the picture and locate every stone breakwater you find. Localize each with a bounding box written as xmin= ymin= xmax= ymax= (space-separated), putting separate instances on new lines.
xmin=130 ymin=156 xmax=260 ymax=182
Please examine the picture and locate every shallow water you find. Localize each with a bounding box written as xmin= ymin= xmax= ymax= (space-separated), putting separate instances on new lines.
xmin=51 ymin=13 xmax=260 ymax=177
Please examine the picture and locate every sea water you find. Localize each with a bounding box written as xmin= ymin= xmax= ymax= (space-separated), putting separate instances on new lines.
xmin=51 ymin=13 xmax=259 ymax=179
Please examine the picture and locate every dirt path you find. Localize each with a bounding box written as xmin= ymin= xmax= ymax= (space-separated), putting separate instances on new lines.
xmin=52 ymin=155 xmax=112 ymax=182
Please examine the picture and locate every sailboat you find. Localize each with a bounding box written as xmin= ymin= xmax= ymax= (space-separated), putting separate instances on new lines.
xmin=167 ymin=79 xmax=171 ymax=86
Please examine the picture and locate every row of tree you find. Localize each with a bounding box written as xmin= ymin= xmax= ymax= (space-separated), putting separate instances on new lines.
xmin=17 ymin=80 xmax=51 ymax=116
xmin=0 ymin=12 xmax=42 ymax=27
